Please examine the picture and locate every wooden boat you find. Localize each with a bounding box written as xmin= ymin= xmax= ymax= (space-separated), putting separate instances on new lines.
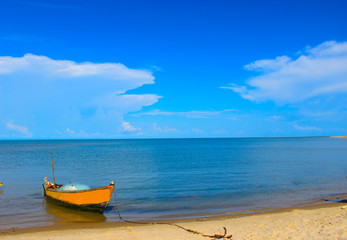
xmin=43 ymin=151 xmax=114 ymax=213
xmin=43 ymin=177 xmax=115 ymax=213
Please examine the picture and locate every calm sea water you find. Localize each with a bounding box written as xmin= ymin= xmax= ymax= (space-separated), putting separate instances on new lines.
xmin=0 ymin=137 xmax=347 ymax=229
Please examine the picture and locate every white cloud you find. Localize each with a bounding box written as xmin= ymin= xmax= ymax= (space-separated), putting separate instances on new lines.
xmin=0 ymin=54 xmax=154 ymax=91
xmin=94 ymin=94 xmax=161 ymax=112
xmin=139 ymin=109 xmax=236 ymax=118
xmin=151 ymin=65 xmax=162 ymax=71
xmin=153 ymin=123 xmax=177 ymax=133
xmin=121 ymin=122 xmax=141 ymax=133
xmin=6 ymin=123 xmax=32 ymax=137
xmin=0 ymin=54 xmax=160 ymax=137
xmin=244 ymin=56 xmax=291 ymax=72
xmin=222 ymin=41 xmax=347 ymax=104
xmin=65 ymin=128 xmax=75 ymax=134
xmin=55 ymin=128 xmax=101 ymax=138
xmin=294 ymin=124 xmax=321 ymax=131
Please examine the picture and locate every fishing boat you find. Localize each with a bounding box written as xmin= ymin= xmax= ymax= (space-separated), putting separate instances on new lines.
xmin=43 ymin=178 xmax=114 ymax=213
xmin=43 ymin=151 xmax=115 ymax=213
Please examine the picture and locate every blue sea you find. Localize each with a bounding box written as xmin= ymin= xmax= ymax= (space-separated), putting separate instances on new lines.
xmin=0 ymin=137 xmax=347 ymax=229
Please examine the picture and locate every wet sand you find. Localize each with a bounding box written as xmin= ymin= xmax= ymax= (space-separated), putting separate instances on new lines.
xmin=1 ymin=199 xmax=347 ymax=240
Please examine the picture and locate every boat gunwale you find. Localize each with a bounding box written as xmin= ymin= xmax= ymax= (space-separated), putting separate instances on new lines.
xmin=45 ymin=185 xmax=112 ymax=194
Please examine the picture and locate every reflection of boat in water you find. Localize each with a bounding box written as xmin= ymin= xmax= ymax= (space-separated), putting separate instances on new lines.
xmin=44 ymin=199 xmax=107 ymax=223
xmin=43 ymin=177 xmax=115 ymax=213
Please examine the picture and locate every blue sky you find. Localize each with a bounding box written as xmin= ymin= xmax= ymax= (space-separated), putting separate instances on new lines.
xmin=1 ymin=0 xmax=347 ymax=139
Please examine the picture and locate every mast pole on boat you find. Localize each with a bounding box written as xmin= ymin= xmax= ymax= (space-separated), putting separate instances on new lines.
xmin=50 ymin=150 xmax=56 ymax=187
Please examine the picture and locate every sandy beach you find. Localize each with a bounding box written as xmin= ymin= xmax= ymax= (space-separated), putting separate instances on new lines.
xmin=1 ymin=200 xmax=346 ymax=240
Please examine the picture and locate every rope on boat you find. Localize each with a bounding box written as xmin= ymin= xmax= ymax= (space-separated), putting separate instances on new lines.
xmin=112 ymin=188 xmax=232 ymax=239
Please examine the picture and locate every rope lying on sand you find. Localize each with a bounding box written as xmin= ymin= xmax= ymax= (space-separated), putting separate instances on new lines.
xmin=113 ymin=189 xmax=232 ymax=239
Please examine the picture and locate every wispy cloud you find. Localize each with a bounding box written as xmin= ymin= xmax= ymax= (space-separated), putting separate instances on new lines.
xmin=192 ymin=128 xmax=204 ymax=134
xmin=0 ymin=54 xmax=154 ymax=86
xmin=244 ymin=56 xmax=291 ymax=72
xmin=138 ymin=109 xmax=236 ymax=118
xmin=121 ymin=122 xmax=141 ymax=133
xmin=153 ymin=123 xmax=177 ymax=133
xmin=151 ymin=66 xmax=163 ymax=72
xmin=55 ymin=128 xmax=101 ymax=138
xmin=6 ymin=123 xmax=32 ymax=137
xmin=222 ymin=41 xmax=347 ymax=104
xmin=65 ymin=128 xmax=75 ymax=134
xmin=294 ymin=124 xmax=321 ymax=131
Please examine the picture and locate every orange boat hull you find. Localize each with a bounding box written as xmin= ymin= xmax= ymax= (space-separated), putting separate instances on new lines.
xmin=43 ymin=185 xmax=114 ymax=213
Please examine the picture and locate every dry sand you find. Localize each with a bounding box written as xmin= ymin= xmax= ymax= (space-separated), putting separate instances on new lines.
xmin=1 ymin=201 xmax=347 ymax=240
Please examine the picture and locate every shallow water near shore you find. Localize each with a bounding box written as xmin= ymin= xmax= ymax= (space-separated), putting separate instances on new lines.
xmin=0 ymin=137 xmax=347 ymax=229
